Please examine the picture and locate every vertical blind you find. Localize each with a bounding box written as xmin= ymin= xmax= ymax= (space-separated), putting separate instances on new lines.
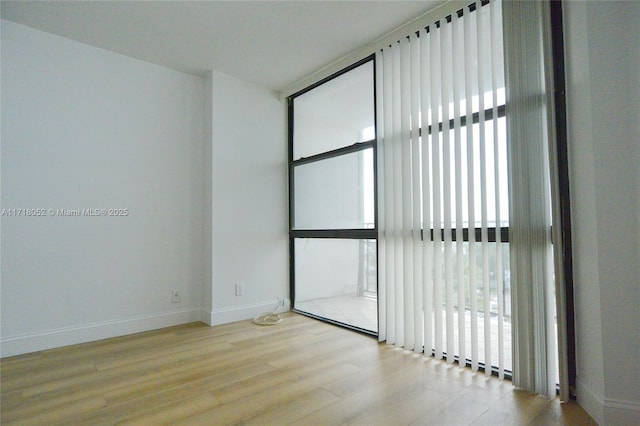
xmin=502 ymin=0 xmax=566 ymax=399
xmin=376 ymin=0 xmax=565 ymax=399
xmin=376 ymin=0 xmax=509 ymax=377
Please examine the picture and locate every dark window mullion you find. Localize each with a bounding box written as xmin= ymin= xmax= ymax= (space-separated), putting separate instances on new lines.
xmin=291 ymin=229 xmax=377 ymax=239
xmin=422 ymin=226 xmax=510 ymax=243
xmin=292 ymin=140 xmax=375 ymax=167
xmin=421 ymin=104 xmax=506 ymax=137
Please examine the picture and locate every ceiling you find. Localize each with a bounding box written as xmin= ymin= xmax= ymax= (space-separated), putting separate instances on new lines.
xmin=1 ymin=0 xmax=445 ymax=92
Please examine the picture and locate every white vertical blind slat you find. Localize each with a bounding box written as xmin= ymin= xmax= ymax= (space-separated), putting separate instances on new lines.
xmin=420 ymin=28 xmax=434 ymax=355
xmin=400 ymin=38 xmax=415 ymax=350
xmin=391 ymin=44 xmax=405 ymax=347
xmin=451 ymin=11 xmax=466 ymax=365
xmin=382 ymin=49 xmax=395 ymax=344
xmin=429 ymin=24 xmax=444 ymax=360
xmin=410 ymin=33 xmax=424 ymax=353
xmin=490 ymin=0 xmax=505 ymax=380
xmin=440 ymin=17 xmax=455 ymax=364
xmin=463 ymin=7 xmax=479 ymax=372
xmin=475 ymin=0 xmax=492 ymax=376
xmin=376 ymin=53 xmax=387 ymax=342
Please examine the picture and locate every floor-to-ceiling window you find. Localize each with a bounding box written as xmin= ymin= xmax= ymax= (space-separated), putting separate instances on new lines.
xmin=286 ymin=0 xmax=571 ymax=400
xmin=289 ymin=57 xmax=377 ymax=334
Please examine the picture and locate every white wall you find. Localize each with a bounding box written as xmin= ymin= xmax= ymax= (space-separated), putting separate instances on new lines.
xmin=564 ymin=2 xmax=640 ymax=424
xmin=206 ymin=71 xmax=289 ymax=325
xmin=0 ymin=20 xmax=205 ymax=356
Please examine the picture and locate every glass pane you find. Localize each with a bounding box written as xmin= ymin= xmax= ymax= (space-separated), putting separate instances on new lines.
xmin=295 ymin=238 xmax=377 ymax=332
xmin=293 ymin=148 xmax=374 ymax=230
xmin=293 ymin=61 xmax=374 ymax=160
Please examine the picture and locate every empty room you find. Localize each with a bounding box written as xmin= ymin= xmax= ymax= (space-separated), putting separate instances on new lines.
xmin=1 ymin=1 xmax=638 ymax=424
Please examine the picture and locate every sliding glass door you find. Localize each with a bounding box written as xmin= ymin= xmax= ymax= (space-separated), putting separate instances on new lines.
xmin=289 ymin=57 xmax=377 ymax=334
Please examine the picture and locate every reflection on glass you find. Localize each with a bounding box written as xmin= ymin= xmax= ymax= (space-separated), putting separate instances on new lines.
xmin=295 ymin=238 xmax=377 ymax=333
xmin=293 ymin=61 xmax=374 ymax=160
xmin=293 ymin=148 xmax=374 ymax=230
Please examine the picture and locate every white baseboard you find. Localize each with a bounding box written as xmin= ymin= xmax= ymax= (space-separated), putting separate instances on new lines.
xmin=210 ymin=299 xmax=290 ymax=326
xmin=577 ymin=377 xmax=640 ymax=425
xmin=1 ymin=308 xmax=202 ymax=358
xmin=199 ymin=308 xmax=213 ymax=325
xmin=577 ymin=377 xmax=605 ymax=425
xmin=603 ymin=398 xmax=640 ymax=425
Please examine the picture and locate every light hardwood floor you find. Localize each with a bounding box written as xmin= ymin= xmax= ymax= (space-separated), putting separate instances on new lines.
xmin=1 ymin=313 xmax=596 ymax=425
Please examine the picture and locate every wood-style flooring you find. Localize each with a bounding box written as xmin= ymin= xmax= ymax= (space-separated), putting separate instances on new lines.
xmin=0 ymin=312 xmax=596 ymax=425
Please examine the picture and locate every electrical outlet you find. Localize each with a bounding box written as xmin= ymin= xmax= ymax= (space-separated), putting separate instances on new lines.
xmin=172 ymin=290 xmax=181 ymax=303
xmin=235 ymin=283 xmax=243 ymax=296
xmin=277 ymin=297 xmax=284 ymax=307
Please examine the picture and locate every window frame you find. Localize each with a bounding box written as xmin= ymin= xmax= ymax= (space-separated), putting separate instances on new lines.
xmin=288 ymin=55 xmax=379 ymax=335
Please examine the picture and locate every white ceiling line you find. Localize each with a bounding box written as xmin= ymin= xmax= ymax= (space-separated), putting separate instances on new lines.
xmin=280 ymin=1 xmax=468 ymax=99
